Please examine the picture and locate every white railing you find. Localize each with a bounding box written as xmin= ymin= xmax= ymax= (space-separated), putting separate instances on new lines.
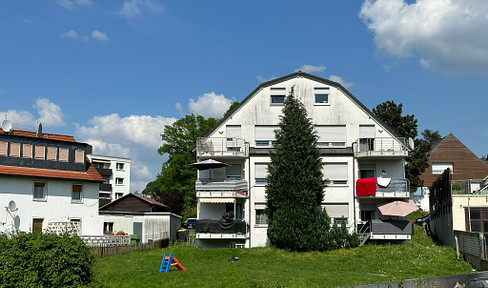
xmin=197 ymin=137 xmax=249 ymax=157
xmin=355 ymin=137 xmax=408 ymax=156
xmin=195 ymin=179 xmax=248 ymax=197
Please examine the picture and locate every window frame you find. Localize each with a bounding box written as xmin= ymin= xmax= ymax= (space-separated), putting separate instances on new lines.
xmin=255 ymin=209 xmax=269 ymax=226
xmin=71 ymin=184 xmax=83 ymax=203
xmin=270 ymin=87 xmax=286 ymax=106
xmin=116 ymin=177 xmax=124 ymax=185
xmin=116 ymin=162 xmax=125 ymax=171
xmin=33 ymin=181 xmax=47 ymax=201
xmin=314 ymin=87 xmax=330 ymax=106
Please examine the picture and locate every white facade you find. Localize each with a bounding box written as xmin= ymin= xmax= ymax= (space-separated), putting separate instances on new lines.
xmin=88 ymin=154 xmax=131 ymax=200
xmin=0 ymin=176 xmax=102 ymax=235
xmin=195 ymin=72 xmax=411 ymax=248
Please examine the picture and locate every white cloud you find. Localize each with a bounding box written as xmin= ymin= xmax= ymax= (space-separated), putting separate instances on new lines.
xmin=296 ymin=65 xmax=326 ymax=73
xmin=360 ymin=0 xmax=488 ymax=75
xmin=34 ymin=98 xmax=65 ymax=127
xmin=60 ymin=29 xmax=79 ymax=39
xmin=118 ymin=0 xmax=163 ymax=19
xmin=188 ymin=92 xmax=232 ymax=118
xmin=76 ymin=113 xmax=176 ymax=193
xmin=329 ymin=75 xmax=354 ymax=89
xmin=0 ymin=110 xmax=36 ymax=128
xmin=57 ymin=0 xmax=92 ymax=9
xmin=175 ymin=103 xmax=184 ymax=115
xmin=0 ymin=98 xmax=65 ymax=129
xmin=92 ymin=30 xmax=109 ymax=42
xmin=77 ymin=114 xmax=175 ymax=150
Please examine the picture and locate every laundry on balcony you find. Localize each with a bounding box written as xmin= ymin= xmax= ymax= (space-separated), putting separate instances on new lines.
xmin=356 ymin=178 xmax=409 ymax=197
xmin=377 ymin=177 xmax=391 ymax=187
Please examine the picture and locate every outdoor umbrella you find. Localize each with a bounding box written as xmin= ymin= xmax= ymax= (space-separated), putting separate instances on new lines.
xmin=190 ymin=159 xmax=229 ymax=180
xmin=378 ymin=200 xmax=419 ymax=217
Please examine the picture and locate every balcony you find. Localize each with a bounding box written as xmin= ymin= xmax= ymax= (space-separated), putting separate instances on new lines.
xmin=195 ymin=219 xmax=248 ymax=239
xmin=196 ymin=179 xmax=248 ymax=198
xmin=196 ymin=137 xmax=249 ymax=158
xmin=358 ymin=219 xmax=413 ymax=243
xmin=99 ymin=183 xmax=112 ymax=192
xmin=354 ymin=138 xmax=408 ymax=158
xmin=96 ymin=168 xmax=112 ymax=177
xmin=356 ymin=178 xmax=410 ymax=198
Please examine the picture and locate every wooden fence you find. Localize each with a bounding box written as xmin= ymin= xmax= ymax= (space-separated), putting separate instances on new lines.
xmin=82 ymin=235 xmax=169 ymax=257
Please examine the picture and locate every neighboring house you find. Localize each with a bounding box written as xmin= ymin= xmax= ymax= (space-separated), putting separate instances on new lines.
xmin=429 ymin=169 xmax=488 ymax=247
xmin=99 ymin=193 xmax=181 ymax=243
xmin=416 ymin=134 xmax=488 ymax=213
xmin=0 ymin=125 xmax=104 ymax=235
xmin=87 ymin=154 xmax=131 ymax=207
xmin=194 ymin=71 xmax=413 ymax=249
xmin=419 ymin=133 xmax=488 ymax=189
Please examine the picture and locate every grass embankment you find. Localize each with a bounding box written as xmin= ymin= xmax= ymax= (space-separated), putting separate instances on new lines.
xmin=93 ymin=226 xmax=473 ymax=288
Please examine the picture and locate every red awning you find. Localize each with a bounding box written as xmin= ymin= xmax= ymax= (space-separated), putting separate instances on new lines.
xmin=356 ymin=178 xmax=376 ymax=197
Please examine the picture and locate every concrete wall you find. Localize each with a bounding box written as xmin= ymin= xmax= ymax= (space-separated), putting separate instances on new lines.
xmin=0 ymin=176 xmax=102 ymax=235
xmin=88 ymin=154 xmax=131 ymax=198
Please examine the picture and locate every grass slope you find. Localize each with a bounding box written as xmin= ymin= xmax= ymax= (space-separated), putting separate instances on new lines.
xmin=92 ymin=227 xmax=473 ymax=288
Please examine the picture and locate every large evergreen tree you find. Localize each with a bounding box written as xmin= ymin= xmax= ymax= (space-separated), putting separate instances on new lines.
xmin=266 ymin=89 xmax=354 ymax=251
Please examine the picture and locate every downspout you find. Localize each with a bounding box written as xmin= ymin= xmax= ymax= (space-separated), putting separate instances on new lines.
xmin=246 ymin=142 xmax=251 ymax=248
xmin=352 ymin=141 xmax=357 ymax=233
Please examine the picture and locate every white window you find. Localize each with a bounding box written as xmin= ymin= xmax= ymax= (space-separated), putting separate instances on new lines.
xmin=432 ymin=162 xmax=453 ymax=174
xmin=254 ymin=163 xmax=268 ymax=185
xmin=72 ymin=184 xmax=83 ymax=203
xmin=33 ymin=182 xmax=47 ymax=200
xmin=255 ymin=126 xmax=278 ymax=147
xmin=116 ymin=162 xmax=125 ymax=170
xmin=359 ymin=125 xmax=376 ymax=151
xmin=256 ymin=209 xmax=268 ymax=225
xmin=316 ymin=125 xmax=346 ymax=147
xmin=116 ymin=178 xmax=124 ymax=185
xmin=226 ymin=125 xmax=242 ymax=150
xmin=323 ymin=203 xmax=349 ymax=220
xmin=314 ymin=87 xmax=330 ymax=105
xmin=323 ymin=162 xmax=348 ymax=186
xmin=270 ymin=87 xmax=286 ymax=105
xmin=115 ymin=193 xmax=123 ymax=199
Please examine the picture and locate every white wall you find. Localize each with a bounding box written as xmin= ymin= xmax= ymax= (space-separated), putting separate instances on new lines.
xmin=0 ymin=176 xmax=102 ymax=235
xmin=89 ymin=154 xmax=131 ymax=198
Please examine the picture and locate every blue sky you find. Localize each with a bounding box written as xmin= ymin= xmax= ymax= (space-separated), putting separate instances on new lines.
xmin=2 ymin=0 xmax=488 ymax=192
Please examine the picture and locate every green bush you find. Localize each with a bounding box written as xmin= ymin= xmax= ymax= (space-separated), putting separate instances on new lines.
xmin=0 ymin=232 xmax=95 ymax=287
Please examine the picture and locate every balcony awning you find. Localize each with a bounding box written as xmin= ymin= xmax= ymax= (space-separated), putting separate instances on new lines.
xmin=199 ymin=198 xmax=235 ymax=203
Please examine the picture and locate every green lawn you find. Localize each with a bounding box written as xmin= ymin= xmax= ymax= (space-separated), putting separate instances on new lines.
xmin=92 ymin=226 xmax=473 ymax=288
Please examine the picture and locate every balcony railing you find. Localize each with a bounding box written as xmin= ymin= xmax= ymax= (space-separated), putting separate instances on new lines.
xmin=196 ymin=137 xmax=249 ymax=158
xmin=196 ymin=179 xmax=248 ymax=198
xmin=358 ymin=219 xmax=413 ymax=242
xmin=355 ymin=137 xmax=408 ymax=157
xmin=99 ymin=183 xmax=112 ymax=192
xmin=96 ymin=168 xmax=113 ymax=177
xmin=195 ymin=219 xmax=248 ymax=239
xmin=356 ymin=178 xmax=410 ymax=198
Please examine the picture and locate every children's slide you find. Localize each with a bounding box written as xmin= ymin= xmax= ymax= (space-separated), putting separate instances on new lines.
xmin=159 ymin=254 xmax=187 ymax=273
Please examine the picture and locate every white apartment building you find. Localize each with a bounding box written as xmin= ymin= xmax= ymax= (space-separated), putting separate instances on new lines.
xmin=194 ymin=72 xmax=412 ymax=248
xmin=88 ymin=154 xmax=131 ymax=203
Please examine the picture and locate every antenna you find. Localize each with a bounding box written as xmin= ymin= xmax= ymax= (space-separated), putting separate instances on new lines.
xmin=37 ymin=123 xmax=43 ymax=137
xmin=8 ymin=200 xmax=17 ymax=212
xmin=1 ymin=119 xmax=12 ymax=133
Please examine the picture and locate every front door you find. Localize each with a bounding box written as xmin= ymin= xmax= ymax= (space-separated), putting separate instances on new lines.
xmin=33 ymin=218 xmax=43 ymax=234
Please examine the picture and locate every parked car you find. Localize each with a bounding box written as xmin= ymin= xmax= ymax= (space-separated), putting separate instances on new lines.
xmin=466 ymin=277 xmax=488 ymax=288
xmin=183 ymin=218 xmax=197 ymax=229
xmin=415 ymin=214 xmax=430 ymax=225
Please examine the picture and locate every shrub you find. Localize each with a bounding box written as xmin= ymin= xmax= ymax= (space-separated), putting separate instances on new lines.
xmin=0 ymin=232 xmax=95 ymax=287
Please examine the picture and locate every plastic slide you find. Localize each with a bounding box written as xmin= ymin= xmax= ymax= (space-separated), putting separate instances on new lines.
xmin=159 ymin=254 xmax=187 ymax=272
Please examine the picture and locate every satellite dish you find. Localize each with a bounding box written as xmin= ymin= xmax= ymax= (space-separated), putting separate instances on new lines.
xmin=408 ymin=137 xmax=415 ymax=150
xmin=1 ymin=119 xmax=12 ymax=133
xmin=8 ymin=200 xmax=18 ymax=212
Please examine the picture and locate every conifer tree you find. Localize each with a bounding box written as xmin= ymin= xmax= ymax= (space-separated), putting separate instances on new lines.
xmin=265 ymin=88 xmax=328 ymax=251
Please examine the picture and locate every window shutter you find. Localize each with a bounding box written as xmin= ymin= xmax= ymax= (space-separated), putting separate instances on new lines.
xmin=322 ymin=162 xmax=348 ymax=180
xmin=316 ymin=126 xmax=346 ymax=142
xmin=359 ymin=125 xmax=375 ymax=138
xmin=255 ymin=126 xmax=277 ymax=140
